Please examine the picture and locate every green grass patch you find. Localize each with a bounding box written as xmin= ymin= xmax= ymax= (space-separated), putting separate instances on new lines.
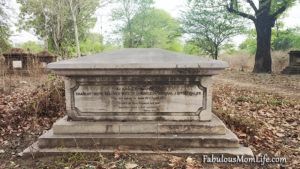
xmin=235 ymin=96 xmax=262 ymax=104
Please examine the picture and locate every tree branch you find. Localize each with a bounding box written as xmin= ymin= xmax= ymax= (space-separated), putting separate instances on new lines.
xmin=226 ymin=0 xmax=256 ymax=21
xmin=271 ymin=4 xmax=288 ymax=19
xmin=246 ymin=0 xmax=258 ymax=13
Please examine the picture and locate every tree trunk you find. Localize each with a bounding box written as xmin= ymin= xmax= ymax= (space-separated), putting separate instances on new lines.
xmin=73 ymin=15 xmax=81 ymax=57
xmin=69 ymin=0 xmax=81 ymax=57
xmin=214 ymin=45 xmax=218 ymax=60
xmin=253 ymin=18 xmax=273 ymax=73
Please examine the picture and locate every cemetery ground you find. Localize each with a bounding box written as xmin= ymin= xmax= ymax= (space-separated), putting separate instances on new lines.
xmin=0 ymin=70 xmax=299 ymax=169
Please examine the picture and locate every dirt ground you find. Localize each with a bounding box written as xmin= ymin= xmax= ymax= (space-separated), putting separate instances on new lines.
xmin=214 ymin=70 xmax=300 ymax=98
xmin=0 ymin=70 xmax=299 ymax=169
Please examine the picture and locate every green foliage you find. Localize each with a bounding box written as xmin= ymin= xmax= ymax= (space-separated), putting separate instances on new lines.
xmin=17 ymin=0 xmax=99 ymax=58
xmin=227 ymin=0 xmax=297 ymax=73
xmin=222 ymin=43 xmax=237 ymax=54
xmin=0 ymin=38 xmax=11 ymax=53
xmin=129 ymin=8 xmax=182 ymax=50
xmin=111 ymin=0 xmax=181 ymax=51
xmin=0 ymin=0 xmax=11 ymax=52
xmin=183 ymin=41 xmax=202 ymax=56
xmin=15 ymin=41 xmax=44 ymax=54
xmin=273 ymin=28 xmax=300 ymax=50
xmin=65 ymin=33 xmax=121 ymax=56
xmin=235 ymin=96 xmax=248 ymax=102
xmin=241 ymin=27 xmax=300 ymax=53
xmin=111 ymin=0 xmax=155 ymax=48
xmin=235 ymin=96 xmax=262 ymax=104
xmin=227 ymin=0 xmax=296 ymax=20
xmin=79 ymin=33 xmax=103 ymax=55
xmin=239 ymin=29 xmax=257 ymax=54
xmin=273 ymin=36 xmax=293 ymax=50
xmin=181 ymin=0 xmax=245 ymax=59
xmin=102 ymin=41 xmax=121 ymax=52
xmin=267 ymin=98 xmax=283 ymax=106
xmin=165 ymin=40 xmax=183 ymax=53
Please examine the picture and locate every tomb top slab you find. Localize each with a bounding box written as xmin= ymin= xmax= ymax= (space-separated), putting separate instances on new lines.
xmin=48 ymin=48 xmax=228 ymax=76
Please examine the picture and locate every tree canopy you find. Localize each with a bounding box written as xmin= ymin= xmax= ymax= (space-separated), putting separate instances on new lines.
xmin=17 ymin=0 xmax=98 ymax=58
xmin=181 ymin=0 xmax=245 ymax=59
xmin=111 ymin=0 xmax=182 ymax=51
xmin=129 ymin=8 xmax=182 ymax=51
xmin=226 ymin=0 xmax=297 ymax=73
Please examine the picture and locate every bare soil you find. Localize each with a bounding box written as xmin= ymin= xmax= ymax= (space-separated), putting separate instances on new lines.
xmin=214 ymin=70 xmax=300 ymax=98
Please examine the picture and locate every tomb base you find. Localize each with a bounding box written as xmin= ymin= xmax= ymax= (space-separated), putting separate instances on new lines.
xmin=23 ymin=115 xmax=253 ymax=158
xmin=23 ymin=142 xmax=253 ymax=158
xmin=281 ymin=65 xmax=300 ymax=74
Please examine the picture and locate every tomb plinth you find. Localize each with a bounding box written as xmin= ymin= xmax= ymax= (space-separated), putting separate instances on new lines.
xmin=23 ymin=48 xmax=253 ymax=157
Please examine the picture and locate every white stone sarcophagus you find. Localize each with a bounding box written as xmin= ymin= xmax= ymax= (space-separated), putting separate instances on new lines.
xmin=24 ymin=48 xmax=253 ymax=156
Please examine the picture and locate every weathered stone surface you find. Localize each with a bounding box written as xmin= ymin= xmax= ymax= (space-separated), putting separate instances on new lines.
xmin=48 ymin=48 xmax=228 ymax=75
xmin=22 ymin=48 xmax=253 ymax=157
xmin=53 ymin=114 xmax=226 ymax=134
xmin=38 ymin=128 xmax=239 ymax=149
xmin=282 ymin=51 xmax=300 ymax=74
xmin=64 ymin=75 xmax=212 ymax=121
xmin=74 ymin=85 xmax=203 ymax=113
xmin=50 ymin=48 xmax=227 ymax=121
xmin=23 ymin=142 xmax=253 ymax=158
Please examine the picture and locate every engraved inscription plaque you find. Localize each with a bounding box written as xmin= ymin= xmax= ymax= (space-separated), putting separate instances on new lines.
xmin=74 ymin=84 xmax=203 ymax=113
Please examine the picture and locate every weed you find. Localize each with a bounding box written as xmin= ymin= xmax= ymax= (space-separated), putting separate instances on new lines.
xmin=267 ymin=98 xmax=283 ymax=106
xmin=249 ymin=97 xmax=262 ymax=104
xmin=236 ymin=96 xmax=248 ymax=102
xmin=235 ymin=96 xmax=262 ymax=104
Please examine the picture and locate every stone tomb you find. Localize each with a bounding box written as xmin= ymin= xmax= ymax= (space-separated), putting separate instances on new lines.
xmin=24 ymin=48 xmax=253 ymax=156
xmin=282 ymin=50 xmax=300 ymax=74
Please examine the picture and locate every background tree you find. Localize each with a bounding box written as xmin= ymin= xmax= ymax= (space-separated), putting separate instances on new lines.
xmin=239 ymin=29 xmax=257 ymax=54
xmin=18 ymin=0 xmax=98 ymax=58
xmin=111 ymin=0 xmax=154 ymax=48
xmin=183 ymin=41 xmax=202 ymax=56
xmin=111 ymin=1 xmax=181 ymax=51
xmin=273 ymin=27 xmax=300 ymax=51
xmin=240 ymin=26 xmax=300 ymax=54
xmin=129 ymin=8 xmax=182 ymax=51
xmin=227 ymin=0 xmax=296 ymax=73
xmin=66 ymin=0 xmax=100 ymax=57
xmin=181 ymin=0 xmax=245 ymax=60
xmin=16 ymin=41 xmax=44 ymax=54
xmin=0 ymin=0 xmax=11 ymax=53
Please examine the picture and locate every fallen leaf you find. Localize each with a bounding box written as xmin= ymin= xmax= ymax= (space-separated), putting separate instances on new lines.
xmin=125 ymin=163 xmax=138 ymax=169
xmin=169 ymin=156 xmax=184 ymax=167
xmin=276 ymin=133 xmax=285 ymax=137
xmin=114 ymin=151 xmax=121 ymax=159
xmin=186 ymin=156 xmax=195 ymax=169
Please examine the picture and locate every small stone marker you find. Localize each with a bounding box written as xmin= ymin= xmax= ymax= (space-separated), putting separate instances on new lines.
xmin=23 ymin=48 xmax=253 ymax=157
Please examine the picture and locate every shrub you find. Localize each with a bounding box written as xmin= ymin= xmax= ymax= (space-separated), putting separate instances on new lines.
xmin=28 ymin=72 xmax=65 ymax=118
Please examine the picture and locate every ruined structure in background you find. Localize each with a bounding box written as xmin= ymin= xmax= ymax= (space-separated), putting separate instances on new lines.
xmin=3 ymin=48 xmax=58 ymax=73
xmin=3 ymin=48 xmax=35 ymax=73
xmin=282 ymin=51 xmax=300 ymax=74
xmin=36 ymin=50 xmax=58 ymax=68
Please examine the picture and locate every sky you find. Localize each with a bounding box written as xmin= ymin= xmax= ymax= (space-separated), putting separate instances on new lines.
xmin=8 ymin=0 xmax=300 ymax=47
